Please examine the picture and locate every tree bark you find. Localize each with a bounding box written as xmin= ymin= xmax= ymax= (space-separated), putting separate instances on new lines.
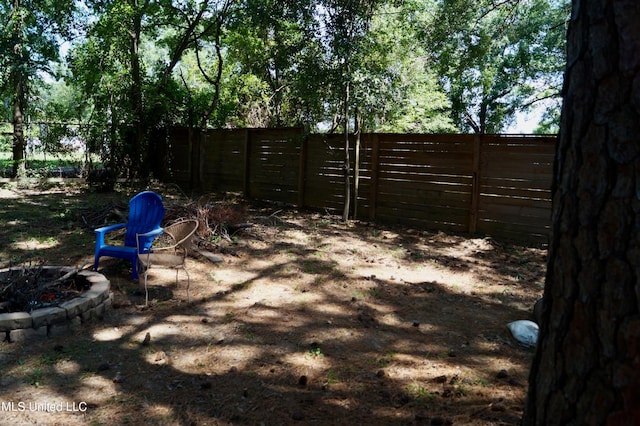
xmin=10 ymin=0 xmax=26 ymax=178
xmin=353 ymin=106 xmax=361 ymax=219
xmin=12 ymin=75 xmax=25 ymax=179
xmin=523 ymin=1 xmax=640 ymax=425
xmin=198 ymin=1 xmax=233 ymax=129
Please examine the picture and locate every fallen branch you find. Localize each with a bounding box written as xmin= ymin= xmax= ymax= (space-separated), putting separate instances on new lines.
xmin=37 ymin=261 xmax=92 ymax=292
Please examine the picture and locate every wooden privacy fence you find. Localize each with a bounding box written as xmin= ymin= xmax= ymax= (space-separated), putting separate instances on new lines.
xmin=158 ymin=127 xmax=556 ymax=245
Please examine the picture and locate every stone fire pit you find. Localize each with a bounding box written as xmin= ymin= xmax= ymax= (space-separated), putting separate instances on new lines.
xmin=0 ymin=266 xmax=111 ymax=342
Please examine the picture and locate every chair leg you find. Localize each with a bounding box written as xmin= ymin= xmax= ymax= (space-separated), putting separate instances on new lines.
xmin=144 ymin=268 xmax=150 ymax=306
xmin=184 ymin=268 xmax=191 ymax=303
xmin=131 ymin=258 xmax=139 ymax=280
xmin=174 ymin=268 xmax=191 ymax=303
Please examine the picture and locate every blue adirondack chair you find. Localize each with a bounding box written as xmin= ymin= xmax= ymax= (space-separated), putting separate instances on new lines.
xmin=94 ymin=191 xmax=165 ymax=280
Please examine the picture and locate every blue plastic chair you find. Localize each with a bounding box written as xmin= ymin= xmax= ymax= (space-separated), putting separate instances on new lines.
xmin=93 ymin=191 xmax=165 ymax=280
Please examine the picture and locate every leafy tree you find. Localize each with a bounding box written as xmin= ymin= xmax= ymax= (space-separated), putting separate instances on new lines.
xmin=523 ymin=0 xmax=640 ymax=423
xmin=8 ymin=0 xmax=569 ymax=181
xmin=0 ymin=0 xmax=76 ymax=177
xmin=355 ymin=1 xmax=455 ymax=133
xmin=185 ymin=0 xmax=239 ymax=128
xmin=223 ymin=0 xmax=323 ymax=128
xmin=316 ymin=0 xmax=384 ymax=220
xmin=428 ymin=0 xmax=569 ymax=133
xmin=72 ymin=0 xmax=164 ymax=177
xmin=69 ymin=0 xmax=235 ymax=177
xmin=31 ymin=78 xmax=91 ymax=161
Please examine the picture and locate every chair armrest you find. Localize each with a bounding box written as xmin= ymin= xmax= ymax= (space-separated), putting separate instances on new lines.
xmin=136 ymin=228 xmax=164 ymax=253
xmin=137 ymin=228 xmax=164 ymax=239
xmin=94 ymin=223 xmax=127 ymax=248
xmin=95 ymin=223 xmax=127 ymax=234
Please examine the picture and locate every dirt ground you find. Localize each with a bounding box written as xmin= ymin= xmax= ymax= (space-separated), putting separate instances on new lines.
xmin=0 ymin=183 xmax=546 ymax=425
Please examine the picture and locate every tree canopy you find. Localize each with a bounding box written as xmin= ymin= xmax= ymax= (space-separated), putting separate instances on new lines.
xmin=0 ymin=0 xmax=568 ymax=176
xmin=0 ymin=0 xmax=77 ymax=176
xmin=428 ymin=0 xmax=569 ymax=134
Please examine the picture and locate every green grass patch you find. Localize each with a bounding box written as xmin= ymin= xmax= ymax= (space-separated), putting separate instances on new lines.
xmin=0 ymin=151 xmax=102 ymax=177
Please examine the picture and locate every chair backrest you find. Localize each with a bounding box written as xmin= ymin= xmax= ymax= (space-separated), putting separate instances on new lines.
xmin=165 ymin=219 xmax=199 ymax=249
xmin=124 ymin=191 xmax=165 ymax=248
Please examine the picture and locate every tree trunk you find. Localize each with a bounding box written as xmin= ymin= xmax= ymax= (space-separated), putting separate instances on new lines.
xmin=353 ymin=106 xmax=361 ymax=219
xmin=523 ymin=1 xmax=640 ymax=425
xmin=342 ymin=77 xmax=351 ymax=223
xmin=10 ymin=0 xmax=25 ymax=179
xmin=199 ymin=5 xmax=230 ymax=129
xmin=12 ymin=75 xmax=25 ymax=179
xmin=130 ymin=0 xmax=145 ymax=177
xmin=478 ymin=101 xmax=487 ymax=134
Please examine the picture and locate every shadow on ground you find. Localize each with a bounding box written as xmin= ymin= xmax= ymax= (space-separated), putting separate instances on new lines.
xmin=0 ymin=183 xmax=545 ymax=425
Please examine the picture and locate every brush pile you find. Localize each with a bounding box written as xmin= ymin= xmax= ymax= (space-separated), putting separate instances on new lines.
xmin=163 ymin=196 xmax=250 ymax=250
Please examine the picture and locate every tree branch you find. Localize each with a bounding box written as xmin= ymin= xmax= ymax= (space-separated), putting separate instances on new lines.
xmin=161 ymin=0 xmax=211 ymax=86
xmin=520 ymin=89 xmax=562 ymax=109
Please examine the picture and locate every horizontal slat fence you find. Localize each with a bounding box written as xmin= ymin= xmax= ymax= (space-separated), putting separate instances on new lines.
xmin=161 ymin=127 xmax=556 ymax=245
xmin=476 ymin=135 xmax=555 ymax=242
xmin=200 ymin=129 xmax=246 ymax=192
xmin=374 ymin=134 xmax=475 ymax=233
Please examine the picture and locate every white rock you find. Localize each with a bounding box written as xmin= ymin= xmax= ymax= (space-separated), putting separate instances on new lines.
xmin=507 ymin=320 xmax=539 ymax=347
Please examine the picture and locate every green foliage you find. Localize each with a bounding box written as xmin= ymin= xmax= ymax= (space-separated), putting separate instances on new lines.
xmin=0 ymin=123 xmax=11 ymax=151
xmin=355 ymin=2 xmax=455 ymax=132
xmin=0 ymin=151 xmax=91 ymax=178
xmin=1 ymin=0 xmax=565 ymax=178
xmin=224 ymin=0 xmax=325 ymax=127
xmin=0 ymin=0 xmax=78 ymax=176
xmin=427 ymin=0 xmax=569 ymax=133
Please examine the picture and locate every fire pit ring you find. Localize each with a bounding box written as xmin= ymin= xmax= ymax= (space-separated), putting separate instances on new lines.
xmin=0 ymin=266 xmax=111 ymax=342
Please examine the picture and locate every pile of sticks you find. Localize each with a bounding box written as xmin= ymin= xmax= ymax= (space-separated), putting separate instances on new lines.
xmin=164 ymin=198 xmax=250 ymax=242
xmin=0 ymin=263 xmax=89 ymax=313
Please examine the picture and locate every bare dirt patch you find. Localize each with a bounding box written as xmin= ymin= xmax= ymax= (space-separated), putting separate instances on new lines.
xmin=0 ymin=185 xmax=546 ymax=425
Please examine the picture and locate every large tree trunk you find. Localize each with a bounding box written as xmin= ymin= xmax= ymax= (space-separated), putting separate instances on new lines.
xmin=523 ymin=1 xmax=640 ymax=425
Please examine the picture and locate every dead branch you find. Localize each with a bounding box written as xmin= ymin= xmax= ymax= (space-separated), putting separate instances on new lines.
xmin=37 ymin=261 xmax=91 ymax=292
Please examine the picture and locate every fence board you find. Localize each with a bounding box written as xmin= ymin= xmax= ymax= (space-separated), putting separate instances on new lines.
xmin=378 ymin=191 xmax=471 ymax=210
xmin=201 ymin=129 xmax=246 ymax=191
xmin=164 ymin=127 xmax=192 ymax=186
xmin=379 ymin=170 xmax=473 ymax=185
xmin=375 ymin=204 xmax=469 ymax=232
xmin=477 ymin=220 xmax=549 ymax=243
xmin=481 ymin=187 xmax=551 ymax=203
xmin=246 ymin=128 xmax=303 ymax=203
xmin=475 ymin=133 xmax=553 ymax=243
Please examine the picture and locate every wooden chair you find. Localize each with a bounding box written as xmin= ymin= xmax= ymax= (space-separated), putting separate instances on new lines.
xmin=136 ymin=219 xmax=199 ymax=306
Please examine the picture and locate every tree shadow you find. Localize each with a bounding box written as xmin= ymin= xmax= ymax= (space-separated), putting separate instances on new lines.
xmin=0 ymin=188 xmax=543 ymax=425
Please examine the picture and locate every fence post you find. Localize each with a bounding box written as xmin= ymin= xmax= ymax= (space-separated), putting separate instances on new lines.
xmin=468 ymin=134 xmax=481 ymax=234
xmin=298 ymin=132 xmax=307 ymax=208
xmin=369 ymin=133 xmax=380 ymax=221
xmin=192 ymin=128 xmax=203 ymax=190
xmin=243 ymin=129 xmax=251 ymax=198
